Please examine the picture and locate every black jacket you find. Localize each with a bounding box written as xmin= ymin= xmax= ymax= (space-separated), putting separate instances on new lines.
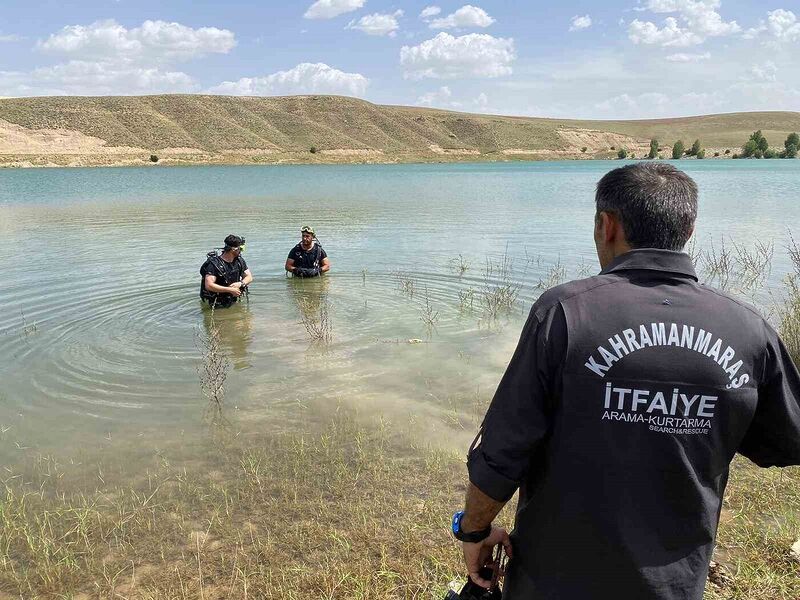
xmin=468 ymin=249 xmax=800 ymax=600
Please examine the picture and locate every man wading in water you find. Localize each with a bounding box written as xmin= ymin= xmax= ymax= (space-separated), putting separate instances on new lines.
xmin=285 ymin=225 xmax=330 ymax=278
xmin=452 ymin=162 xmax=800 ymax=599
xmin=200 ymin=234 xmax=253 ymax=308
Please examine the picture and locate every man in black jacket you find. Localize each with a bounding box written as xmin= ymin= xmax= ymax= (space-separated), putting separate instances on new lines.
xmin=285 ymin=225 xmax=330 ymax=278
xmin=200 ymin=234 xmax=253 ymax=308
xmin=452 ymin=162 xmax=800 ymax=599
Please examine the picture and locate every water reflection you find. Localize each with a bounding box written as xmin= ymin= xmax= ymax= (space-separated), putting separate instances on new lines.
xmin=287 ymin=275 xmax=333 ymax=348
xmin=201 ymin=302 xmax=253 ymax=370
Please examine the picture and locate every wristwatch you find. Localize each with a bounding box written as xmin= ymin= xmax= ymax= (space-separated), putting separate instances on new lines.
xmin=451 ymin=510 xmax=492 ymax=543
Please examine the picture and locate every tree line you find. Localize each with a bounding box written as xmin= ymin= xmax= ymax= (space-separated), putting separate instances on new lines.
xmin=615 ymin=132 xmax=798 ymax=160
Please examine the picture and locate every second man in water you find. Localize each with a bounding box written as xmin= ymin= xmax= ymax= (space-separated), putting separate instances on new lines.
xmin=285 ymin=225 xmax=330 ymax=278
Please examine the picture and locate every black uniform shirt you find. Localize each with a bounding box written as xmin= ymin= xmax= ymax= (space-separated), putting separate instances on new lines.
xmin=287 ymin=242 xmax=327 ymax=270
xmin=468 ymin=249 xmax=800 ymax=600
xmin=199 ymin=254 xmax=248 ymax=307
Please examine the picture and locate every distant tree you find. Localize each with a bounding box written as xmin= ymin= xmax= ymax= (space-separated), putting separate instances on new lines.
xmin=786 ymin=133 xmax=800 ymax=149
xmin=310 ymin=146 xmax=317 ymax=154
xmin=784 ymin=144 xmax=798 ymax=159
xmin=672 ymin=140 xmax=685 ymax=159
xmin=754 ymin=149 xmax=763 ymax=159
xmin=696 ymin=149 xmax=706 ymax=159
xmin=741 ymin=139 xmax=758 ymax=158
xmin=648 ymin=139 xmax=659 ymax=159
xmin=688 ymin=139 xmax=702 ymax=156
xmin=714 ymin=152 xmax=720 ymax=157
xmin=748 ymin=130 xmax=769 ymax=154
xmin=617 ymin=148 xmax=628 ymax=159
xmin=149 ymin=154 xmax=159 ymax=163
xmin=764 ymin=148 xmax=777 ymax=159
xmin=581 ymin=146 xmax=588 ymax=153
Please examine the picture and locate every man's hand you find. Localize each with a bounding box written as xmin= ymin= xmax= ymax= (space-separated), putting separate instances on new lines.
xmin=462 ymin=525 xmax=513 ymax=589
xmin=228 ymin=287 xmax=242 ymax=297
xmin=230 ymin=282 xmax=243 ymax=289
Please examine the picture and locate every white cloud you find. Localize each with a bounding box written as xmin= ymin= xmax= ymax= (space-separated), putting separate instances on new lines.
xmin=0 ymin=61 xmax=197 ymax=96
xmin=628 ymin=0 xmax=740 ymax=46
xmin=415 ymin=86 xmax=491 ymax=112
xmin=569 ymin=15 xmax=592 ymax=32
xmin=207 ymin=62 xmax=369 ymax=97
xmin=749 ymin=61 xmax=777 ymax=82
xmin=347 ymin=10 xmax=403 ymax=37
xmin=595 ymin=92 xmax=671 ymax=113
xmin=665 ymin=51 xmax=711 ymax=61
xmin=303 ymin=0 xmax=365 ymax=20
xmin=628 ymin=17 xmax=702 ymax=46
xmin=416 ymin=85 xmax=454 ymax=106
xmin=764 ymin=9 xmax=800 ymax=42
xmin=400 ymin=32 xmax=515 ymax=79
xmin=38 ymin=19 xmax=236 ymax=63
xmin=0 ymin=33 xmax=23 ymax=42
xmin=429 ymin=5 xmax=495 ymax=29
xmin=420 ymin=6 xmax=441 ymax=20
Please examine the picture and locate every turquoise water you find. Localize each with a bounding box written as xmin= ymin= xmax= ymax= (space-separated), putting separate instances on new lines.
xmin=1 ymin=160 xmax=798 ymax=455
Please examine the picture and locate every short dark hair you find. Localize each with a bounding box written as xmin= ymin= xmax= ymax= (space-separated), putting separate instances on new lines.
xmin=595 ymin=163 xmax=698 ymax=251
xmin=224 ymin=234 xmax=244 ymax=249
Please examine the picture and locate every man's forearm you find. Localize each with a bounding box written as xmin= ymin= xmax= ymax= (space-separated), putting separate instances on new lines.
xmin=462 ymin=481 xmax=507 ymax=532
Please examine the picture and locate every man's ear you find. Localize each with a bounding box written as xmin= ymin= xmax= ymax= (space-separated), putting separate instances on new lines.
xmin=597 ymin=211 xmax=617 ymax=244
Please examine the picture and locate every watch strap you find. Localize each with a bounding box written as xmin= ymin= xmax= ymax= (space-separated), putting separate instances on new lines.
xmin=452 ymin=510 xmax=492 ymax=543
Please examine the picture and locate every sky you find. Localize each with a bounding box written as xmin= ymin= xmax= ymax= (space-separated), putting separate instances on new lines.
xmin=0 ymin=0 xmax=798 ymax=119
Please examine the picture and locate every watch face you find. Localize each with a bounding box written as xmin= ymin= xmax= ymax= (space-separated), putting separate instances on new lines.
xmin=452 ymin=511 xmax=463 ymax=535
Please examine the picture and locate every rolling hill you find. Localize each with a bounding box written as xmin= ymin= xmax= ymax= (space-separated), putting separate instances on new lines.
xmin=0 ymin=94 xmax=798 ymax=167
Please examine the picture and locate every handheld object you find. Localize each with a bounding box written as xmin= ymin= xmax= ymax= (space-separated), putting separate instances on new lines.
xmin=444 ymin=545 xmax=505 ymax=600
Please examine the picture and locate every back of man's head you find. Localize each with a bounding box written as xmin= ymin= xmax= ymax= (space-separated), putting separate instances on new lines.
xmin=224 ymin=234 xmax=244 ymax=249
xmin=596 ymin=162 xmax=698 ymax=251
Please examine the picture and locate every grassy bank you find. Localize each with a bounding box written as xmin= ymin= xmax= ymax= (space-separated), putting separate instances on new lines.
xmin=1 ymin=408 xmax=798 ymax=599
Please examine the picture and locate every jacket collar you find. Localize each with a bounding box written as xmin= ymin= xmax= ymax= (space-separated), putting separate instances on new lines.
xmin=600 ymin=248 xmax=698 ymax=281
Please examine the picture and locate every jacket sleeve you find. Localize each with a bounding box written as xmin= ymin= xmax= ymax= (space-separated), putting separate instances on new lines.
xmin=738 ymin=326 xmax=800 ymax=467
xmin=467 ymin=302 xmax=566 ymax=501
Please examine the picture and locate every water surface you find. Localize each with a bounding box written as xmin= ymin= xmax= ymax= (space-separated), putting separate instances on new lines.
xmin=1 ymin=160 xmax=798 ymax=458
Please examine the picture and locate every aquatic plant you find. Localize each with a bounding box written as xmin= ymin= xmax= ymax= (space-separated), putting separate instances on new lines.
xmin=299 ymin=295 xmax=333 ymax=347
xmin=420 ymin=286 xmax=440 ymax=338
xmin=196 ymin=310 xmax=231 ymax=428
xmin=449 ymin=254 xmax=470 ymax=277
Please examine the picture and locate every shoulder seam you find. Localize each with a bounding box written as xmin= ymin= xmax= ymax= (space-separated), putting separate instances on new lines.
xmin=533 ymin=276 xmax=623 ymax=318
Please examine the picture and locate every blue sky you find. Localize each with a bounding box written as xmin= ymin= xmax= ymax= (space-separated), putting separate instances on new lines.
xmin=1 ymin=0 xmax=798 ymax=118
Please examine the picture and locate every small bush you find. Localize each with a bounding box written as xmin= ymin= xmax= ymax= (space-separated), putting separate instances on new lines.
xmin=696 ymin=149 xmax=706 ymax=159
xmin=149 ymin=154 xmax=159 ymax=163
xmin=714 ymin=152 xmax=720 ymax=157
xmin=310 ymin=146 xmax=317 ymax=154
xmin=617 ymin=148 xmax=628 ymax=159
xmin=610 ymin=146 xmax=616 ymax=150
xmin=764 ymin=148 xmax=777 ymax=159
xmin=672 ymin=140 xmax=685 ymax=160
xmin=724 ymin=149 xmax=731 ymax=154
xmin=581 ymin=147 xmax=587 ymax=153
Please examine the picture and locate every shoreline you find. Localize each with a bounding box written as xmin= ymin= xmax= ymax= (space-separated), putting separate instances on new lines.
xmin=0 ymin=149 xmax=760 ymax=169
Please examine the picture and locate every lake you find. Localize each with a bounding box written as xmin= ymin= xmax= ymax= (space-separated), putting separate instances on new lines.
xmin=1 ymin=160 xmax=798 ymax=460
